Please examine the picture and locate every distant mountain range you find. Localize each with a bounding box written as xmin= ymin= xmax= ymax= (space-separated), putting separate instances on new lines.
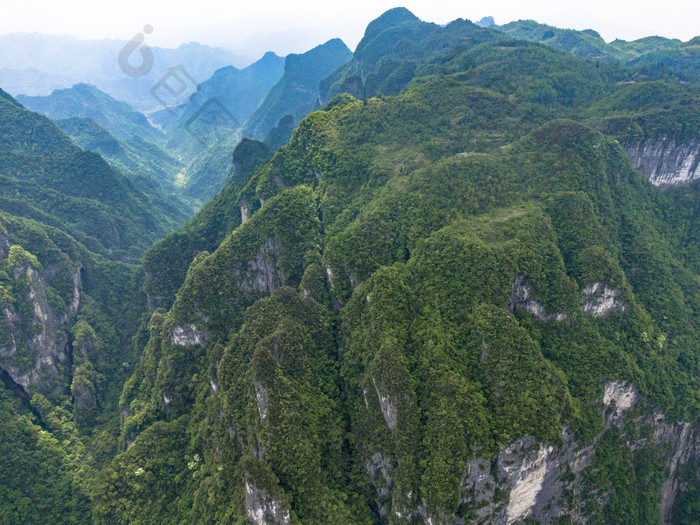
xmin=150 ymin=51 xmax=285 ymax=143
xmin=496 ymin=20 xmax=700 ymax=79
xmin=0 ymin=33 xmax=247 ymax=110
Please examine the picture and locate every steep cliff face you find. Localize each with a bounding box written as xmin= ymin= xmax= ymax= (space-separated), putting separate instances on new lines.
xmin=354 ymin=379 xmax=700 ymax=525
xmin=450 ymin=381 xmax=700 ymax=525
xmin=0 ymin=245 xmax=83 ymax=396
xmin=626 ymin=136 xmax=700 ymax=186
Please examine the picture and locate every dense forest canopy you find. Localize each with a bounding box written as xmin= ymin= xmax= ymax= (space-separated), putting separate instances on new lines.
xmin=1 ymin=7 xmax=700 ymax=524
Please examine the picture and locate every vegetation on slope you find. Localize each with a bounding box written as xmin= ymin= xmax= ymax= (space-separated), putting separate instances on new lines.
xmin=2 ymin=7 xmax=700 ymax=524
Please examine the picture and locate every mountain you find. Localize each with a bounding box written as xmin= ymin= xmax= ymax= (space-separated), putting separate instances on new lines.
xmin=497 ymin=20 xmax=700 ymax=79
xmin=2 ymin=9 xmax=700 ymax=525
xmin=0 ymin=87 xmax=184 ymax=524
xmin=243 ymin=38 xmax=352 ymax=139
xmin=17 ymin=83 xmax=164 ymax=142
xmin=476 ymin=16 xmax=495 ymax=28
xmin=0 ymin=88 xmax=187 ymax=260
xmin=319 ymin=7 xmax=498 ymax=104
xmin=0 ymin=34 xmax=245 ymax=110
xmin=13 ymin=83 xmax=190 ymax=211
xmin=54 ymin=116 xmax=185 ymax=195
xmin=105 ymin=12 xmax=700 ymax=524
xmin=151 ymin=51 xmax=285 ymax=137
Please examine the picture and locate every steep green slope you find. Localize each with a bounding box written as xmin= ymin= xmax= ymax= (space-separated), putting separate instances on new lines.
xmin=17 ymin=83 xmax=164 ymax=143
xmin=0 ymin=209 xmax=151 ymax=523
xmin=140 ymin=39 xmax=648 ymax=312
xmin=55 ymin=116 xmax=186 ymax=196
xmin=102 ymin=27 xmax=700 ymax=523
xmin=0 ymin=88 xmax=186 ymax=259
xmin=15 ymin=83 xmax=192 ymax=209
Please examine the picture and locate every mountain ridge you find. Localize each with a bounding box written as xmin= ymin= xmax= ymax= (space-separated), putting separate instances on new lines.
xmin=1 ymin=8 xmax=700 ymax=524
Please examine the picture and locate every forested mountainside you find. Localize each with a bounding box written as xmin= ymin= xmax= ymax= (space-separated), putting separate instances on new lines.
xmin=0 ymin=88 xmax=187 ymax=259
xmin=16 ymin=84 xmax=194 ymax=202
xmin=496 ymin=20 xmax=700 ymax=80
xmin=0 ymin=88 xmax=171 ymax=523
xmin=2 ymin=7 xmax=700 ymax=525
xmin=17 ymin=83 xmax=164 ymax=143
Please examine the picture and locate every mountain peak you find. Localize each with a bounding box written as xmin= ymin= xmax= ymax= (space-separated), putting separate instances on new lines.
xmin=260 ymin=50 xmax=282 ymax=61
xmin=476 ymin=16 xmax=495 ymax=27
xmin=284 ymin=38 xmax=351 ymax=73
xmin=364 ymin=7 xmax=420 ymax=40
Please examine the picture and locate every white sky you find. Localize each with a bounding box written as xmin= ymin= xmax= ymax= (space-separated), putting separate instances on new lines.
xmin=1 ymin=0 xmax=698 ymax=56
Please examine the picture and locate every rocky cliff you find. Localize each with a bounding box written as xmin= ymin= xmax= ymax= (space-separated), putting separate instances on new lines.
xmin=0 ymin=243 xmax=83 ymax=396
xmin=626 ymin=136 xmax=700 ymax=187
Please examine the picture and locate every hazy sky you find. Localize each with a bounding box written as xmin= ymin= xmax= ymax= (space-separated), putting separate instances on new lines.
xmin=1 ymin=0 xmax=698 ymax=58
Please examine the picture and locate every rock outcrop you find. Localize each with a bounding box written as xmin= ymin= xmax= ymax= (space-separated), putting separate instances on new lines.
xmin=237 ymin=238 xmax=284 ymax=294
xmin=581 ymin=282 xmax=626 ymax=317
xmin=508 ymin=274 xmax=568 ymax=322
xmin=626 ymin=136 xmax=700 ymax=186
xmin=171 ymin=323 xmax=207 ymax=347
xmin=372 ymin=377 xmax=398 ymax=430
xmin=367 ymin=379 xmax=700 ymax=524
xmin=0 ymin=259 xmax=83 ymax=396
xmin=244 ymin=480 xmax=291 ymax=525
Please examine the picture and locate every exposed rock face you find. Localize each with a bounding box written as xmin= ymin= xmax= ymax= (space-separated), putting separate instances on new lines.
xmin=367 ymin=453 xmax=393 ymax=500
xmin=144 ymin=270 xmax=164 ymax=311
xmin=372 ymin=377 xmax=398 ymax=430
xmin=458 ymin=434 xmax=582 ymax=525
xmin=0 ymin=232 xmax=9 ymax=258
xmin=508 ymin=274 xmax=567 ymax=322
xmin=504 ymin=443 xmax=554 ymax=524
xmin=0 ymin=263 xmax=83 ymax=396
xmin=364 ymin=378 xmax=699 ymax=524
xmin=582 ymin=282 xmax=626 ymax=317
xmin=240 ymin=202 xmax=250 ymax=222
xmin=244 ymin=481 xmax=291 ymax=525
xmin=171 ymin=324 xmax=207 ymax=347
xmin=67 ymin=267 xmax=83 ymax=318
xmin=626 ymin=136 xmax=700 ymax=186
xmin=237 ymin=238 xmax=284 ymax=294
xmin=602 ymin=380 xmax=637 ymax=413
xmin=254 ymin=381 xmax=268 ymax=421
xmin=72 ymin=376 xmax=97 ymax=424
